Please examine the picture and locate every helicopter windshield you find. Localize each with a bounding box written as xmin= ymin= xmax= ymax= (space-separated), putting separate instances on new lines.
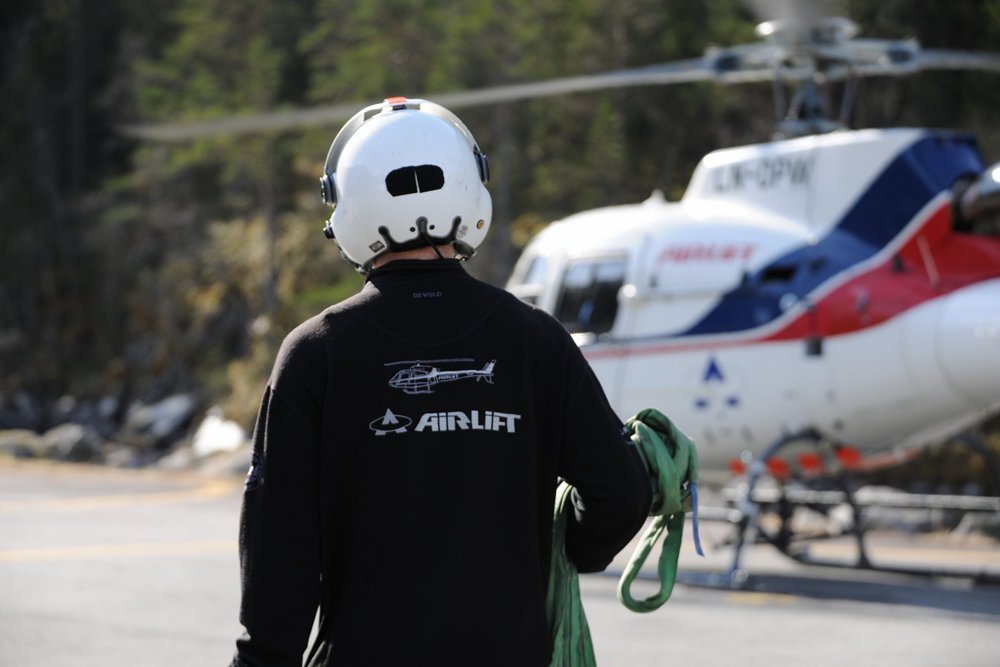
xmin=508 ymin=256 xmax=549 ymax=305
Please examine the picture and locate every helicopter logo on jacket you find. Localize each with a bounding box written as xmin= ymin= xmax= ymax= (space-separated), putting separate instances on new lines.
xmin=374 ymin=358 xmax=520 ymax=435
xmin=385 ymin=358 xmax=496 ymax=394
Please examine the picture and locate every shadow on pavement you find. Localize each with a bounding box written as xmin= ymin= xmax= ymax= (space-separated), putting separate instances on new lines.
xmin=672 ymin=568 xmax=1000 ymax=618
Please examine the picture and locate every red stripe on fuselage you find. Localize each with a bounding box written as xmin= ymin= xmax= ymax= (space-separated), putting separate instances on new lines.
xmin=766 ymin=203 xmax=1000 ymax=342
xmin=583 ymin=203 xmax=1000 ymax=361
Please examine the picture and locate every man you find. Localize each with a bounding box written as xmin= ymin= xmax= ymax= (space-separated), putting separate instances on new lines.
xmin=231 ymin=97 xmax=651 ymax=666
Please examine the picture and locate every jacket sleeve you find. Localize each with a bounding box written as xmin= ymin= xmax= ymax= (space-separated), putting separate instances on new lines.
xmin=231 ymin=384 xmax=321 ymax=666
xmin=557 ymin=361 xmax=653 ymax=573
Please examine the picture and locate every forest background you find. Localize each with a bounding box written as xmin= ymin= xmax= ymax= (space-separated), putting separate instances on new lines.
xmin=2 ymin=0 xmax=999 ymax=437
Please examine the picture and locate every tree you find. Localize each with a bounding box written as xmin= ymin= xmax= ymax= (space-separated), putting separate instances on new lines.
xmin=3 ymin=0 xmax=998 ymax=428
xmin=0 ymin=0 xmax=133 ymax=397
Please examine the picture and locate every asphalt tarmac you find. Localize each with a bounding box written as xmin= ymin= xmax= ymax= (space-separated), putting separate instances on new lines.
xmin=1 ymin=459 xmax=998 ymax=667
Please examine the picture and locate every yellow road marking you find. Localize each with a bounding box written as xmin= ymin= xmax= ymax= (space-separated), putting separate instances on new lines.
xmin=0 ymin=478 xmax=238 ymax=513
xmin=0 ymin=540 xmax=235 ymax=563
xmin=726 ymin=592 xmax=798 ymax=605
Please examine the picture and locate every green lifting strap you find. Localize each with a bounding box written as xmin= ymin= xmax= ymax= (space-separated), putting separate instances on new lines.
xmin=617 ymin=408 xmax=702 ymax=613
xmin=546 ymin=482 xmax=597 ymax=667
xmin=546 ymin=408 xmax=701 ymax=667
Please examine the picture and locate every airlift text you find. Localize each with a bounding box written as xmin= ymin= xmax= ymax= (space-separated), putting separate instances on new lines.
xmin=415 ymin=410 xmax=521 ymax=433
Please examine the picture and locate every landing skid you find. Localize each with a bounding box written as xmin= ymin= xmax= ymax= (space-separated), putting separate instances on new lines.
xmin=701 ymin=428 xmax=1000 ymax=588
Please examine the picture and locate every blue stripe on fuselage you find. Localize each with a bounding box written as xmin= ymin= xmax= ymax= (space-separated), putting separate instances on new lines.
xmin=684 ymin=133 xmax=984 ymax=336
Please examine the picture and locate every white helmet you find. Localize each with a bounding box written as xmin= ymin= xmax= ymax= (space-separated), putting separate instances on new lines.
xmin=320 ymin=97 xmax=492 ymax=273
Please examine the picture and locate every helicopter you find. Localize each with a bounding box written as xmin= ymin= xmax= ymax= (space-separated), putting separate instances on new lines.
xmin=124 ymin=2 xmax=1000 ymax=579
xmin=387 ymin=359 xmax=496 ymax=395
xmin=497 ymin=10 xmax=1000 ymax=579
xmin=505 ymin=114 xmax=1000 ymax=490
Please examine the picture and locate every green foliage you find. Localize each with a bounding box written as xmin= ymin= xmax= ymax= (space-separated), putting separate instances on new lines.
xmin=846 ymin=0 xmax=1000 ymax=158
xmin=2 ymin=0 xmax=999 ymax=427
xmin=135 ymin=0 xmax=310 ymax=118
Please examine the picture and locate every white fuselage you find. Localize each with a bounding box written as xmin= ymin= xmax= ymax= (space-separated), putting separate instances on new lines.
xmin=581 ymin=281 xmax=1000 ymax=481
xmin=506 ymin=128 xmax=1000 ymax=484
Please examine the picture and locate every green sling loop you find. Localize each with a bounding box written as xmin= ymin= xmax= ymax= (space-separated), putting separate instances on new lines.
xmin=546 ymin=481 xmax=597 ymax=667
xmin=617 ymin=408 xmax=702 ymax=613
xmin=546 ymin=408 xmax=701 ymax=667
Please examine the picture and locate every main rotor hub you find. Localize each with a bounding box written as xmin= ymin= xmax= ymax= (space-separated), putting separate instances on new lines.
xmin=756 ymin=17 xmax=859 ymax=49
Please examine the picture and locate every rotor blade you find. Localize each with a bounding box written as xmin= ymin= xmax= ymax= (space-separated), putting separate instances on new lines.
xmin=814 ymin=48 xmax=1000 ymax=82
xmin=433 ymin=58 xmax=715 ymax=108
xmin=119 ymin=58 xmax=714 ymax=141
xmin=118 ymin=43 xmax=1000 ymax=142
xmin=914 ymin=49 xmax=1000 ymax=73
xmin=118 ymin=101 xmax=371 ymax=142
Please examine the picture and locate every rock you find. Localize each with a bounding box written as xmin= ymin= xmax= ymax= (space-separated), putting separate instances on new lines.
xmin=191 ymin=408 xmax=247 ymax=458
xmin=97 ymin=395 xmax=120 ymax=421
xmin=51 ymin=395 xmax=80 ymax=424
xmin=101 ymin=441 xmax=156 ymax=468
xmin=48 ymin=395 xmax=120 ymax=439
xmin=41 ymin=423 xmax=105 ymax=463
xmin=0 ymin=392 xmax=43 ymax=430
xmin=121 ymin=394 xmax=197 ymax=449
xmin=155 ymin=443 xmax=199 ymax=471
xmin=0 ymin=429 xmax=47 ymax=458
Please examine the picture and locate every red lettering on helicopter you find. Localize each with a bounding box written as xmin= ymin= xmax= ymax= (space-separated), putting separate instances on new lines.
xmin=657 ymin=243 xmax=755 ymax=264
xmin=711 ymin=155 xmax=813 ymax=192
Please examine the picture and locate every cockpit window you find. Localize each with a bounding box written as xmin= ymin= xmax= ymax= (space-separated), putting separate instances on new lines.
xmin=509 ymin=256 xmax=549 ymax=305
xmin=522 ymin=256 xmax=548 ymax=286
xmin=554 ymin=257 xmax=626 ymax=334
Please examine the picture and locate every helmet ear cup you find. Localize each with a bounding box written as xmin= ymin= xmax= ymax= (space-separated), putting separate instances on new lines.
xmin=320 ymin=173 xmax=337 ymax=239
xmin=319 ymin=173 xmax=337 ymax=207
xmin=475 ymin=150 xmax=490 ymax=184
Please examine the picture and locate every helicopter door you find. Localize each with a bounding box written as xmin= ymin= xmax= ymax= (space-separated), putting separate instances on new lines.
xmin=553 ymin=255 xmax=628 ymax=337
xmin=552 ymin=255 xmax=629 ymax=406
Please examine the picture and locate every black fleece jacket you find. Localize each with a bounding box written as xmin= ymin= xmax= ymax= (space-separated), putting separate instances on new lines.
xmin=231 ymin=259 xmax=651 ymax=667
